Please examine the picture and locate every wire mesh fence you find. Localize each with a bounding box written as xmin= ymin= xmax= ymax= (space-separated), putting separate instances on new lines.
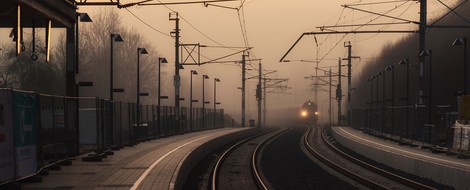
xmin=352 ymin=105 xmax=460 ymax=151
xmin=0 ymin=89 xmax=229 ymax=185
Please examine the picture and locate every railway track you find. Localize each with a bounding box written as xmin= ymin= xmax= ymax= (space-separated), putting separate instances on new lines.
xmin=211 ymin=128 xmax=286 ymax=190
xmin=304 ymin=126 xmax=436 ymax=190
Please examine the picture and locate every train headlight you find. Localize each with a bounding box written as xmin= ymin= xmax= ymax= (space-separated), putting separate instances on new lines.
xmin=301 ymin=110 xmax=308 ymax=117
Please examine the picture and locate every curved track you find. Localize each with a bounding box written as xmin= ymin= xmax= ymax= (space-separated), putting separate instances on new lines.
xmin=211 ymin=128 xmax=286 ymax=190
xmin=304 ymin=126 xmax=436 ymax=190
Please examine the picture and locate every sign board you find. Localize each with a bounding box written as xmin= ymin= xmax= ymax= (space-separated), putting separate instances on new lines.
xmin=0 ymin=90 xmax=13 ymax=183
xmin=460 ymin=95 xmax=470 ymax=120
xmin=13 ymin=92 xmax=37 ymax=178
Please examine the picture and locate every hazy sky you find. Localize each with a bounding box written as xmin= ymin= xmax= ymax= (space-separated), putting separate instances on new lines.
xmin=76 ymin=0 xmax=460 ymax=122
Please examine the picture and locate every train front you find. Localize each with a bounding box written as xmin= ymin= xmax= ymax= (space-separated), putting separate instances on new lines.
xmin=299 ymin=100 xmax=319 ymax=124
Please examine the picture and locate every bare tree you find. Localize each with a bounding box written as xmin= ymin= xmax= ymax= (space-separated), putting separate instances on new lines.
xmin=79 ymin=8 xmax=161 ymax=104
xmin=0 ymin=31 xmax=66 ymax=94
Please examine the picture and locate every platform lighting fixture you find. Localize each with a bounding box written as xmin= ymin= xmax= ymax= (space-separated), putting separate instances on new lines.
xmin=452 ymin=37 xmax=467 ymax=95
xmin=137 ymin=47 xmax=148 ymax=130
xmin=157 ymin=57 xmax=168 ymax=135
xmin=419 ymin=50 xmax=433 ymax=124
xmin=190 ymin=70 xmax=198 ymax=131
xmin=202 ymin=74 xmax=209 ymax=129
xmin=110 ymin=33 xmax=124 ymax=101
xmin=213 ymin=78 xmax=221 ymax=128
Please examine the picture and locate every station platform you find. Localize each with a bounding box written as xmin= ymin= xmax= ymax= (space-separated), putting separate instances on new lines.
xmin=19 ymin=127 xmax=253 ymax=190
xmin=331 ymin=126 xmax=470 ymax=190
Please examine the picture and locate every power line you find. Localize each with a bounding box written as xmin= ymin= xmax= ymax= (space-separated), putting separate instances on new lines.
xmin=156 ymin=0 xmax=239 ymax=51
xmin=125 ymin=8 xmax=171 ymax=37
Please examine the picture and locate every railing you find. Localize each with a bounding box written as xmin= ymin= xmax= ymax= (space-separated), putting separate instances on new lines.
xmin=352 ymin=105 xmax=459 ymax=152
xmin=0 ymin=88 xmax=230 ymax=185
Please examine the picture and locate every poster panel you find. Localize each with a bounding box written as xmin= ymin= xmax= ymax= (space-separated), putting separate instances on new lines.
xmin=13 ymin=92 xmax=37 ymax=178
xmin=0 ymin=90 xmax=13 ymax=182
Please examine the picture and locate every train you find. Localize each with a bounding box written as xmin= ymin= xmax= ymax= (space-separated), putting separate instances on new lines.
xmin=299 ymin=100 xmax=319 ymax=124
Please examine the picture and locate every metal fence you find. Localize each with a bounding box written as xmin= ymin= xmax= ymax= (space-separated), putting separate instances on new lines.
xmin=352 ymin=105 xmax=457 ymax=151
xmin=0 ymin=89 xmax=228 ymax=185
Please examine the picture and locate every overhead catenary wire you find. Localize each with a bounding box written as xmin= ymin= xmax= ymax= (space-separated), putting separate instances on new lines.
xmin=435 ymin=0 xmax=470 ymax=25
xmin=156 ymin=0 xmax=240 ymax=51
xmin=126 ymin=4 xmax=255 ymax=64
xmin=306 ymin=0 xmax=416 ymax=65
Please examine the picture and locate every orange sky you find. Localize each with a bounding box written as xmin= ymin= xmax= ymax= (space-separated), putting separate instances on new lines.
xmin=1 ymin=0 xmax=457 ymax=124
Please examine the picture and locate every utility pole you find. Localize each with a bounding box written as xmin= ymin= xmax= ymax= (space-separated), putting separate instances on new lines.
xmin=329 ymin=67 xmax=332 ymax=128
xmin=170 ymin=12 xmax=181 ymax=131
xmin=315 ymin=67 xmax=318 ymax=103
xmin=263 ymin=78 xmax=267 ymax=128
xmin=257 ymin=62 xmax=262 ymax=128
xmin=344 ymin=41 xmax=352 ymax=126
xmin=418 ymin=0 xmax=427 ymax=106
xmin=241 ymin=52 xmax=247 ymax=127
xmin=337 ymin=58 xmax=342 ymax=126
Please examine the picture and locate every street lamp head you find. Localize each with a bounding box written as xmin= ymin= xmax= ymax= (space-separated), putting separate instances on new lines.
xmin=111 ymin=34 xmax=124 ymax=42
xmin=370 ymin=75 xmax=376 ymax=79
xmin=452 ymin=37 xmax=466 ymax=46
xmin=191 ymin=70 xmax=198 ymax=75
xmin=203 ymin=74 xmax=209 ymax=79
xmin=138 ymin=47 xmax=148 ymax=54
xmin=159 ymin=57 xmax=168 ymax=63
xmin=377 ymin=71 xmax=383 ymax=76
xmin=77 ymin=13 xmax=92 ymax=22
xmin=385 ymin=65 xmax=394 ymax=71
xmin=215 ymin=78 xmax=220 ymax=82
xmin=419 ymin=50 xmax=431 ymax=57
xmin=398 ymin=58 xmax=409 ymax=65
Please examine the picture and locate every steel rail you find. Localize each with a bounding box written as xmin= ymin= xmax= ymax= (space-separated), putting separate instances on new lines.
xmin=251 ymin=129 xmax=287 ymax=190
xmin=303 ymin=127 xmax=389 ymax=190
xmin=320 ymin=127 xmax=436 ymax=190
xmin=211 ymin=128 xmax=284 ymax=190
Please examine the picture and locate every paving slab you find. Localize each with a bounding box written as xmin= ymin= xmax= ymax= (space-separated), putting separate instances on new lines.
xmin=20 ymin=128 xmax=249 ymax=190
xmin=332 ymin=126 xmax=470 ymax=189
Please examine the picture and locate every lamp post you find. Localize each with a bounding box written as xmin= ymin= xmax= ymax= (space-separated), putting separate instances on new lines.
xmin=136 ymin=47 xmax=148 ymax=139
xmin=75 ymin=12 xmax=92 ymax=155
xmin=109 ymin=33 xmax=123 ymax=147
xmin=202 ymin=74 xmax=209 ymax=129
xmin=157 ymin=57 xmax=167 ymax=136
xmin=399 ymin=58 xmax=410 ymax=140
xmin=367 ymin=75 xmax=375 ymax=132
xmin=378 ymin=71 xmax=386 ymax=136
xmin=214 ymin=78 xmax=220 ymax=128
xmin=190 ymin=70 xmax=198 ymax=131
xmin=385 ymin=65 xmax=395 ymax=138
xmin=376 ymin=72 xmax=381 ymax=135
xmin=452 ymin=37 xmax=467 ymax=95
xmin=110 ymin=34 xmax=124 ymax=101
xmin=75 ymin=12 xmax=92 ymax=93
xmin=420 ymin=50 xmax=433 ymax=125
